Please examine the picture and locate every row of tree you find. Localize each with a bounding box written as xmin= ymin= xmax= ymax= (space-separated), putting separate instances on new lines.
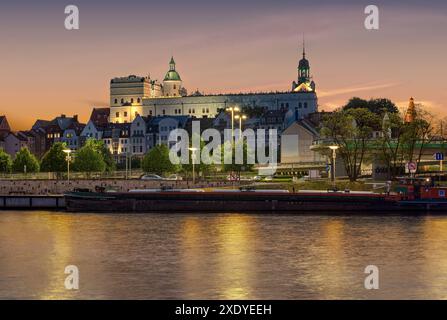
xmin=0 ymin=137 xmax=254 ymax=178
xmin=321 ymin=97 xmax=437 ymax=181
xmin=142 ymin=140 xmax=254 ymax=177
xmin=0 ymin=139 xmax=116 ymax=174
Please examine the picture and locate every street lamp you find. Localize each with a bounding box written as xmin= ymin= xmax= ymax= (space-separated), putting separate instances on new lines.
xmin=226 ymin=106 xmax=240 ymax=143
xmin=189 ymin=147 xmax=198 ymax=185
xmin=329 ymin=145 xmax=339 ymax=188
xmin=234 ymin=114 xmax=247 ymax=140
xmin=63 ymin=149 xmax=72 ymax=182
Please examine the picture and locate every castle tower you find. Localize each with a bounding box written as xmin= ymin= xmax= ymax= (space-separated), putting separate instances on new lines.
xmin=292 ymin=39 xmax=315 ymax=92
xmin=404 ymin=97 xmax=416 ymax=123
xmin=163 ymin=56 xmax=183 ymax=97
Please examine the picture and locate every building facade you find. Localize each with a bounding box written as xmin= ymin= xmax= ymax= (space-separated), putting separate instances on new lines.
xmin=109 ymin=51 xmax=318 ymax=124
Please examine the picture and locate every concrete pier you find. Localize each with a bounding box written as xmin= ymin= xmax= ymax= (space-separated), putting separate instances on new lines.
xmin=0 ymin=195 xmax=65 ymax=210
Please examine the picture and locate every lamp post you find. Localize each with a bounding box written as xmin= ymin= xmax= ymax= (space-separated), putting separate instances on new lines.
xmin=329 ymin=145 xmax=339 ymax=189
xmin=234 ymin=114 xmax=247 ymax=141
xmin=226 ymin=106 xmax=240 ymax=143
xmin=189 ymin=147 xmax=198 ymax=185
xmin=63 ymin=149 xmax=72 ymax=182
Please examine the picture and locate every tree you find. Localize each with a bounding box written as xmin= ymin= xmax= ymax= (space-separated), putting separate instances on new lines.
xmin=321 ymin=108 xmax=379 ymax=181
xmin=181 ymin=135 xmax=215 ymax=178
xmin=377 ymin=104 xmax=438 ymax=179
xmin=83 ymin=139 xmax=116 ymax=172
xmin=343 ymin=97 xmax=398 ymax=114
xmin=40 ymin=142 xmax=68 ymax=172
xmin=0 ymin=149 xmax=12 ymax=173
xmin=221 ymin=140 xmax=255 ymax=178
xmin=142 ymin=144 xmax=178 ymax=175
xmin=12 ymin=147 xmax=40 ymax=173
xmin=72 ymin=143 xmax=106 ymax=173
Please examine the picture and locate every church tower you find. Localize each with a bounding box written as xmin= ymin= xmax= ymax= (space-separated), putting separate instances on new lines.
xmin=404 ymin=97 xmax=416 ymax=123
xmin=292 ymin=40 xmax=315 ymax=92
xmin=163 ymin=56 xmax=183 ymax=97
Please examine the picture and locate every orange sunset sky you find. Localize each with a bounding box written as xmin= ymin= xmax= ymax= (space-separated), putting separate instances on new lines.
xmin=0 ymin=0 xmax=446 ymax=130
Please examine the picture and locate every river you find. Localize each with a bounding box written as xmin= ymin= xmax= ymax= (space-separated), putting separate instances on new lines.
xmin=1 ymin=211 xmax=447 ymax=299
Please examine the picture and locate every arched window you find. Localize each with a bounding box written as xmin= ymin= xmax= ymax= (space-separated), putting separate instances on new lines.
xmin=114 ymin=99 xmax=118 ymax=104
xmin=137 ymin=98 xmax=141 ymax=103
xmin=131 ymin=98 xmax=134 ymax=103
xmin=121 ymin=99 xmax=124 ymax=104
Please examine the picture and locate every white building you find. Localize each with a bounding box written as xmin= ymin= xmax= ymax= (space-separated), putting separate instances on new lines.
xmin=108 ymin=50 xmax=318 ymax=124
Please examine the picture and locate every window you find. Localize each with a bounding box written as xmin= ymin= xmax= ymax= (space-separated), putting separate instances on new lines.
xmin=116 ymin=112 xmax=120 ymax=117
xmin=299 ymin=103 xmax=302 ymax=109
xmin=137 ymin=98 xmax=141 ymax=103
xmin=163 ymin=110 xmax=166 ymax=115
xmin=114 ymin=99 xmax=118 ymax=104
xmin=124 ymin=111 xmax=128 ymax=117
xmin=173 ymin=85 xmax=176 ymax=89
xmin=206 ymin=108 xmax=209 ymax=113
xmin=121 ymin=99 xmax=124 ymax=104
xmin=304 ymin=102 xmax=308 ymax=108
xmin=131 ymin=98 xmax=134 ymax=103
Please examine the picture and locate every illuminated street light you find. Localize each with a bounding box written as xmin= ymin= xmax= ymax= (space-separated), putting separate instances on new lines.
xmin=189 ymin=147 xmax=198 ymax=185
xmin=63 ymin=149 xmax=72 ymax=182
xmin=226 ymin=106 xmax=240 ymax=143
xmin=234 ymin=114 xmax=247 ymax=140
xmin=329 ymin=145 xmax=339 ymax=188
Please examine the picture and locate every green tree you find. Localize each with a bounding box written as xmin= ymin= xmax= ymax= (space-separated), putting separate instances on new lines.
xmin=142 ymin=144 xmax=177 ymax=175
xmin=181 ymin=134 xmax=216 ymax=178
xmin=72 ymin=143 xmax=106 ymax=173
xmin=12 ymin=147 xmax=40 ymax=173
xmin=221 ymin=140 xmax=255 ymax=177
xmin=40 ymin=142 xmax=68 ymax=172
xmin=84 ymin=139 xmax=116 ymax=172
xmin=343 ymin=97 xmax=398 ymax=114
xmin=0 ymin=149 xmax=12 ymax=173
xmin=321 ymin=108 xmax=379 ymax=181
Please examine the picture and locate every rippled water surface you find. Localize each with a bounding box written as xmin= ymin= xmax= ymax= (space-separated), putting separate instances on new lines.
xmin=1 ymin=211 xmax=447 ymax=299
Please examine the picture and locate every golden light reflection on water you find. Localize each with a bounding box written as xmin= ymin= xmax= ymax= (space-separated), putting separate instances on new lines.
xmin=180 ymin=214 xmax=256 ymax=299
xmin=4 ymin=212 xmax=447 ymax=299
xmin=421 ymin=218 xmax=447 ymax=299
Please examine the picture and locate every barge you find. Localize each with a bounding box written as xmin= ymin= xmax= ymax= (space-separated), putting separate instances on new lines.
xmin=64 ymin=177 xmax=447 ymax=213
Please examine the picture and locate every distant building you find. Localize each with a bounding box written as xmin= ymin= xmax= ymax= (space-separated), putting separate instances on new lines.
xmin=108 ymin=50 xmax=318 ymax=124
xmin=89 ymin=108 xmax=110 ymax=127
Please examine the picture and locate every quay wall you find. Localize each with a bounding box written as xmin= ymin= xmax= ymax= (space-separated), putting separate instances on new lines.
xmin=0 ymin=179 xmax=236 ymax=195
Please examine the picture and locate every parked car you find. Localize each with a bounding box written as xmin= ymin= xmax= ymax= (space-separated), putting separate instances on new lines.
xmin=264 ymin=176 xmax=274 ymax=181
xmin=165 ymin=174 xmax=183 ymax=181
xmin=140 ymin=174 xmax=163 ymax=181
xmin=252 ymin=175 xmax=262 ymax=181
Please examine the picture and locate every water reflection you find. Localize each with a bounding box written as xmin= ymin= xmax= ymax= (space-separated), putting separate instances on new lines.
xmin=1 ymin=212 xmax=447 ymax=299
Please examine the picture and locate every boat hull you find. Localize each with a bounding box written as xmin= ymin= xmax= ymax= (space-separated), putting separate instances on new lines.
xmin=64 ymin=191 xmax=413 ymax=213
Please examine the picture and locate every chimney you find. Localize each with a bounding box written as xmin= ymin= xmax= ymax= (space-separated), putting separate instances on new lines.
xmin=73 ymin=115 xmax=78 ymax=122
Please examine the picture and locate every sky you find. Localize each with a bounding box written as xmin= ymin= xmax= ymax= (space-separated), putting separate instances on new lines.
xmin=0 ymin=0 xmax=446 ymax=130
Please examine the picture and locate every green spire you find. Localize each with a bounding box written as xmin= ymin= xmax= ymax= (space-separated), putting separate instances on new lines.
xmin=164 ymin=56 xmax=181 ymax=81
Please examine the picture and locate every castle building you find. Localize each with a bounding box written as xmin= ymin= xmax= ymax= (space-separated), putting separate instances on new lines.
xmin=109 ymin=50 xmax=318 ymax=124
